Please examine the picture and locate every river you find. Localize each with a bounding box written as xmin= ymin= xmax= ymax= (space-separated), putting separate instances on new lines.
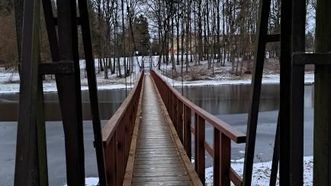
xmin=0 ymin=84 xmax=314 ymax=185
xmin=179 ymin=84 xmax=314 ymax=165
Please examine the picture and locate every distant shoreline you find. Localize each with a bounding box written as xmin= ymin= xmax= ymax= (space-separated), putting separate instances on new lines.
xmin=0 ymin=71 xmax=314 ymax=94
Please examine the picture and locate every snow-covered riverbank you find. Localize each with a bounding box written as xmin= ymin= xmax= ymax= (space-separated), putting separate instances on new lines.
xmin=0 ymin=56 xmax=316 ymax=94
xmin=206 ymin=156 xmax=313 ymax=186
xmin=0 ymin=70 xmax=136 ymax=93
xmin=0 ymin=69 xmax=314 ymax=94
xmin=158 ymin=71 xmax=315 ymax=87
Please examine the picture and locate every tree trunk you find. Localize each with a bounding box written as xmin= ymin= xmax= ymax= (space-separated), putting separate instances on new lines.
xmin=121 ymin=0 xmax=127 ymax=77
xmin=171 ymin=3 xmax=175 ymax=70
xmin=176 ymin=2 xmax=180 ymax=65
xmin=14 ymin=0 xmax=24 ymax=67
xmin=98 ymin=59 xmax=104 ymax=72
xmin=197 ymin=0 xmax=203 ymax=63
xmin=117 ymin=56 xmax=122 ymax=77
xmin=216 ymin=0 xmax=221 ymax=64
xmin=104 ymin=58 xmax=108 ymax=79
xmin=181 ymin=2 xmax=185 ymax=66
xmin=222 ymin=0 xmax=226 ymax=66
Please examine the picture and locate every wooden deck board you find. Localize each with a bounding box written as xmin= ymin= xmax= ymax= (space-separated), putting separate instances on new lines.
xmin=131 ymin=75 xmax=193 ymax=185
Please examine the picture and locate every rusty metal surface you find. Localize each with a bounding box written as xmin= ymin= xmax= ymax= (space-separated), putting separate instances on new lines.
xmin=54 ymin=1 xmax=86 ymax=185
xmin=289 ymin=1 xmax=306 ymax=185
xmin=77 ymin=0 xmax=107 ymax=184
xmin=15 ymin=0 xmax=108 ymax=185
xmin=14 ymin=0 xmax=48 ymax=185
xmin=242 ymin=0 xmax=272 ymax=184
xmin=279 ymin=0 xmax=292 ymax=184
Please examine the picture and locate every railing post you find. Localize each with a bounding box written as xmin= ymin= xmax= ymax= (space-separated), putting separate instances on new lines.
xmin=124 ymin=115 xmax=130 ymax=163
xmin=214 ymin=129 xmax=220 ymax=185
xmin=172 ymin=95 xmax=176 ymax=126
xmin=167 ymin=86 xmax=171 ymax=111
xmin=116 ymin=126 xmax=125 ymax=185
xmin=132 ymin=98 xmax=137 ymax=132
xmin=221 ymin=133 xmax=231 ymax=186
xmin=166 ymin=84 xmax=170 ymax=110
xmin=184 ymin=106 xmax=192 ymax=159
xmin=177 ymin=101 xmax=184 ymax=142
xmin=104 ymin=137 xmax=117 ymax=186
xmin=195 ymin=114 xmax=205 ymax=184
xmin=174 ymin=97 xmax=179 ymax=132
xmin=168 ymin=93 xmax=172 ymax=120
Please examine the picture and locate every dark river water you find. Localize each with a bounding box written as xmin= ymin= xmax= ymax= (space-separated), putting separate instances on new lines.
xmin=0 ymin=84 xmax=314 ymax=185
xmin=0 ymin=89 xmax=129 ymax=121
xmin=180 ymin=84 xmax=313 ymax=115
xmin=178 ymin=84 xmax=314 ymax=165
xmin=0 ymin=89 xmax=129 ymax=186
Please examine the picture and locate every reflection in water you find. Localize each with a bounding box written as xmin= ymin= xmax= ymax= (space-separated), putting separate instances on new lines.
xmin=176 ymin=84 xmax=314 ymax=163
xmin=0 ymin=83 xmax=316 ymax=182
xmin=0 ymin=89 xmax=128 ymax=121
xmin=179 ymin=84 xmax=313 ymax=114
xmin=0 ymin=84 xmax=314 ymax=121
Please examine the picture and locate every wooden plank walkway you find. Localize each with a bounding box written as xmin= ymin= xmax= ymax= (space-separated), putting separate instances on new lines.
xmin=131 ymin=75 xmax=193 ymax=186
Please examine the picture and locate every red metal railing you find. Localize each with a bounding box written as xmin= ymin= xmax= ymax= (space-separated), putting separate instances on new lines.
xmin=102 ymin=72 xmax=144 ymax=186
xmin=151 ymin=70 xmax=246 ymax=186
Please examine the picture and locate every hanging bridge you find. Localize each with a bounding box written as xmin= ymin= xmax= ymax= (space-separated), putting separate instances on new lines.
xmin=101 ymin=70 xmax=245 ymax=185
xmin=12 ymin=0 xmax=325 ymax=185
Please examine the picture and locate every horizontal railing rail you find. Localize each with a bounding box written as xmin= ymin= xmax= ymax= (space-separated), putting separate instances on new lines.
xmin=102 ymin=71 xmax=144 ymax=186
xmin=151 ymin=70 xmax=246 ymax=186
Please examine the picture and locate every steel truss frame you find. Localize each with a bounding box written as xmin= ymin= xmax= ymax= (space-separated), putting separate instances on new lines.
xmin=14 ymin=0 xmax=106 ymax=185
xmin=243 ymin=0 xmax=306 ymax=185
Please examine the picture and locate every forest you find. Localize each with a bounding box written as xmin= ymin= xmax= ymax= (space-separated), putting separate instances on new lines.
xmin=0 ymin=0 xmax=316 ymax=78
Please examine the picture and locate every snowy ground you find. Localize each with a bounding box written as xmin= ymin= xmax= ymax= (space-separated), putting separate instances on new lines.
xmin=151 ymin=56 xmax=314 ymax=85
xmin=206 ymin=156 xmax=313 ymax=186
xmin=0 ymin=72 xmax=137 ymax=93
xmin=158 ymin=70 xmax=315 ymax=87
xmin=0 ymin=65 xmax=314 ymax=94
xmin=0 ymin=56 xmax=316 ymax=94
xmin=0 ymin=60 xmax=140 ymax=93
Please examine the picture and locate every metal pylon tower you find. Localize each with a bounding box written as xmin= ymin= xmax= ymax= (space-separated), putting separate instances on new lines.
xmin=242 ymin=0 xmax=306 ymax=185
xmin=14 ymin=0 xmax=106 ymax=185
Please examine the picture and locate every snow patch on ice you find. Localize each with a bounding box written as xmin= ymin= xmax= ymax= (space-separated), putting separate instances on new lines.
xmin=85 ymin=177 xmax=99 ymax=186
